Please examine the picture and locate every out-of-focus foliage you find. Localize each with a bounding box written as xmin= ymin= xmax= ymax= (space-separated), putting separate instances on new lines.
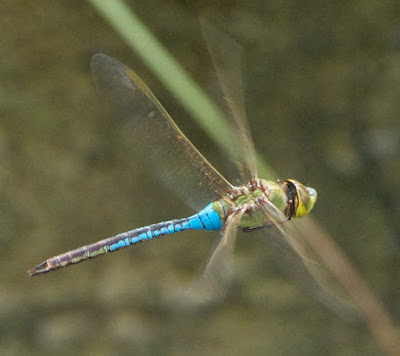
xmin=0 ymin=1 xmax=399 ymax=355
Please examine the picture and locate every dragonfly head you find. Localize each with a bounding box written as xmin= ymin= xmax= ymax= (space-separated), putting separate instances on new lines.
xmin=281 ymin=179 xmax=317 ymax=219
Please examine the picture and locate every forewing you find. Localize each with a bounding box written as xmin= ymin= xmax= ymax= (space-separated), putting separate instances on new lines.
xmin=201 ymin=21 xmax=258 ymax=184
xmin=91 ymin=54 xmax=232 ymax=210
xmin=256 ymin=201 xmax=359 ymax=319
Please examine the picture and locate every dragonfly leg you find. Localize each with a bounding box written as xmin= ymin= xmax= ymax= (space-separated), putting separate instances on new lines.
xmin=242 ymin=218 xmax=287 ymax=232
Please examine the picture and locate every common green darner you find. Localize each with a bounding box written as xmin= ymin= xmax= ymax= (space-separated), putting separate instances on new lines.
xmin=28 ymin=51 xmax=316 ymax=266
xmin=28 ymin=32 xmax=330 ymax=307
xmin=27 ymin=51 xmax=322 ymax=303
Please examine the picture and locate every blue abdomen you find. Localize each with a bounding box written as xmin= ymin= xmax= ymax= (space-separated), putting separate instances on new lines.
xmin=28 ymin=201 xmax=228 ymax=275
xmin=108 ymin=202 xmax=223 ymax=252
xmin=184 ymin=202 xmax=223 ymax=231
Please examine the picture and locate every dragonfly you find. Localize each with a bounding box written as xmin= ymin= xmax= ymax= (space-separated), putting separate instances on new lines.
xmin=28 ymin=38 xmax=324 ymax=304
xmin=29 ymin=51 xmax=317 ymax=284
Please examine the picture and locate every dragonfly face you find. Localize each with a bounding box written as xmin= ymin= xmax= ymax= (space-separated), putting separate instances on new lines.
xmin=282 ymin=179 xmax=317 ymax=219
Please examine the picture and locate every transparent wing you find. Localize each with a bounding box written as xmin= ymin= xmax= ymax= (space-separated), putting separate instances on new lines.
xmin=256 ymin=201 xmax=359 ymax=319
xmin=185 ymin=209 xmax=245 ymax=304
xmin=91 ymin=53 xmax=233 ymax=210
xmin=200 ymin=20 xmax=258 ymax=184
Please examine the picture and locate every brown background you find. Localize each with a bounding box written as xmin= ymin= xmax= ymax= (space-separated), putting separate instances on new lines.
xmin=1 ymin=1 xmax=399 ymax=354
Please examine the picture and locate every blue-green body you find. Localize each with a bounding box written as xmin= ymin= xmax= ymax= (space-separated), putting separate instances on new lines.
xmin=28 ymin=53 xmax=317 ymax=277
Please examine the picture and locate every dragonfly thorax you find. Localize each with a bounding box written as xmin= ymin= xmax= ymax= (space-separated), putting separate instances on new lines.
xmin=211 ymin=178 xmax=281 ymax=228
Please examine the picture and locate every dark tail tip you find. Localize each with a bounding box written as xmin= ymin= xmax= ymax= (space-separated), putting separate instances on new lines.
xmin=28 ymin=261 xmax=52 ymax=277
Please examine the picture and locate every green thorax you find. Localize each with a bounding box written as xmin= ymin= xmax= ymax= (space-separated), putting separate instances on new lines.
xmin=212 ymin=179 xmax=287 ymax=228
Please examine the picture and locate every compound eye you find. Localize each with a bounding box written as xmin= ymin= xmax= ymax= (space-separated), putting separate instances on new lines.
xmin=285 ymin=180 xmax=317 ymax=218
xmin=295 ymin=184 xmax=317 ymax=218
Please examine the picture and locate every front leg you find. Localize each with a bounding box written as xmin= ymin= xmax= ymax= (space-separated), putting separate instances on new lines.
xmin=242 ymin=219 xmax=286 ymax=232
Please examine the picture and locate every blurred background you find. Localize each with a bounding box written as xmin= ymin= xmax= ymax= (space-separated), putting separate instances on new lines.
xmin=1 ymin=0 xmax=399 ymax=354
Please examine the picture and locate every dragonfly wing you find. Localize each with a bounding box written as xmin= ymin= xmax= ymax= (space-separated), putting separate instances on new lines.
xmin=256 ymin=201 xmax=359 ymax=319
xmin=91 ymin=54 xmax=232 ymax=210
xmin=201 ymin=20 xmax=258 ymax=184
xmin=185 ymin=210 xmax=245 ymax=304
